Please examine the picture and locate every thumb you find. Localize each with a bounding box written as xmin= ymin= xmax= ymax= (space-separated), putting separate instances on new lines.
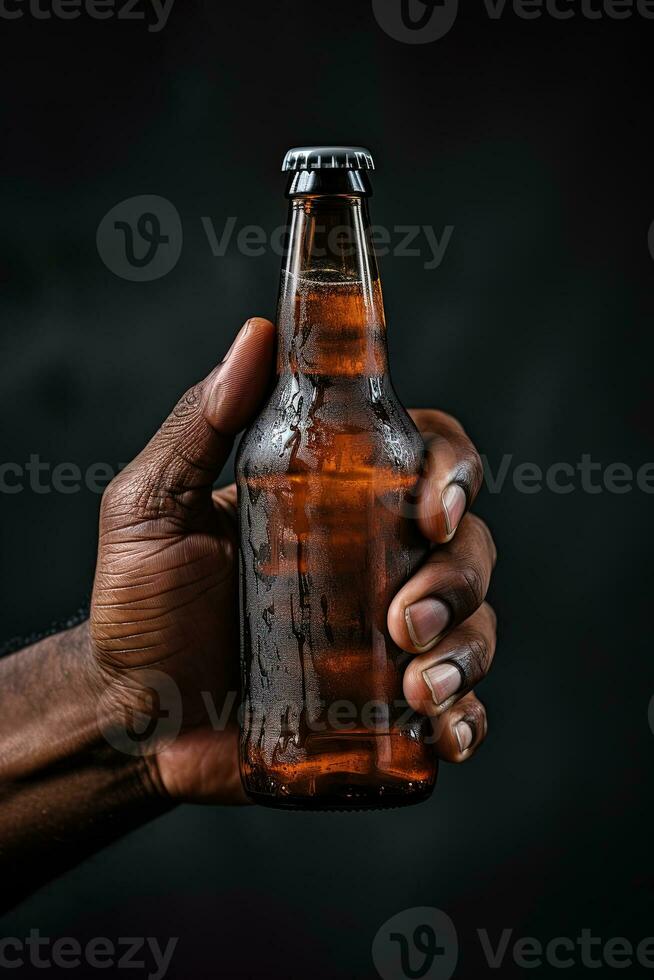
xmin=114 ymin=316 xmax=275 ymax=522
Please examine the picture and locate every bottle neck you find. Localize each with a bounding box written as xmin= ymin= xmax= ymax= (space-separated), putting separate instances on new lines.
xmin=276 ymin=194 xmax=389 ymax=379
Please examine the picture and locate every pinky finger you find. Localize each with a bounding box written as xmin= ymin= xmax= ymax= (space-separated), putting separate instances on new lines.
xmin=431 ymin=691 xmax=488 ymax=763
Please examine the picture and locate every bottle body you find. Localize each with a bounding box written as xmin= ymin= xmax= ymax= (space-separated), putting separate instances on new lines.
xmin=237 ymin=176 xmax=437 ymax=809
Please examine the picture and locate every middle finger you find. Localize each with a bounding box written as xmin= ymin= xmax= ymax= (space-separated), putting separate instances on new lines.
xmin=388 ymin=513 xmax=496 ymax=654
xmin=403 ymin=603 xmax=497 ymax=717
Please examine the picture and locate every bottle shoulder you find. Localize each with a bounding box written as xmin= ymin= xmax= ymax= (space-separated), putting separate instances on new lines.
xmin=236 ymin=373 xmax=424 ymax=478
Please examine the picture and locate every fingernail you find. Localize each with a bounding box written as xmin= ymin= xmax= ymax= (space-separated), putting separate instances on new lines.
xmin=405 ymin=598 xmax=450 ymax=650
xmin=442 ymin=484 xmax=467 ymax=536
xmin=455 ymin=719 xmax=474 ymax=753
xmin=422 ymin=662 xmax=462 ymax=707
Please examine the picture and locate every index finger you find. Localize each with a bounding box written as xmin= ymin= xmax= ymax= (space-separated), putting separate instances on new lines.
xmin=409 ymin=408 xmax=484 ymax=544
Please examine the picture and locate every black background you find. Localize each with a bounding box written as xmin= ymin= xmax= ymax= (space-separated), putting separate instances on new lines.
xmin=1 ymin=1 xmax=653 ymax=977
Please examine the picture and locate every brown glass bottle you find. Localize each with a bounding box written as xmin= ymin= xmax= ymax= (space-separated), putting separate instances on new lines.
xmin=237 ymin=146 xmax=437 ymax=810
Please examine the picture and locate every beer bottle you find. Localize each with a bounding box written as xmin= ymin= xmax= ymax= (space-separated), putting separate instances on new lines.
xmin=237 ymin=146 xmax=437 ymax=809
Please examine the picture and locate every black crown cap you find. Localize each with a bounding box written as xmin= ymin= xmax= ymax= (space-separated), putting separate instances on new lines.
xmin=282 ymin=146 xmax=375 ymax=173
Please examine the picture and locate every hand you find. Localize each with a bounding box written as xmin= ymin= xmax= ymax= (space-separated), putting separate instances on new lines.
xmin=90 ymin=317 xmax=496 ymax=804
xmin=390 ymin=409 xmax=497 ymax=761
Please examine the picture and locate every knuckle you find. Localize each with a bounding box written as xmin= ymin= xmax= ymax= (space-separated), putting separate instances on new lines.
xmin=459 ymin=698 xmax=488 ymax=745
xmin=130 ymin=457 xmax=196 ymax=523
xmin=154 ymin=380 xmax=210 ymax=464
xmin=97 ymin=380 xmax=217 ymax=533
xmin=462 ymin=511 xmax=484 ymax=538
xmin=465 ymin=514 xmax=498 ymax=570
xmin=417 ymin=411 xmax=482 ymax=500
xmin=166 ymin=383 xmax=205 ymax=426
xmin=467 ymin=634 xmax=490 ymax=679
xmin=465 ymin=698 xmax=486 ymax=725
xmin=452 ymin=631 xmax=490 ymax=687
xmin=100 ymin=461 xmax=185 ymax=527
xmin=452 ymin=444 xmax=483 ymax=498
xmin=483 ymin=601 xmax=498 ymax=632
xmin=449 ymin=561 xmax=486 ymax=617
xmin=418 ymin=409 xmax=463 ymax=438
xmin=465 ymin=512 xmax=496 ymax=558
xmin=471 ymin=446 xmax=484 ymax=489
xmin=158 ymin=387 xmax=210 ymax=465
xmin=132 ymin=469 xmax=175 ymax=521
xmin=435 ymin=409 xmax=463 ymax=431
xmin=478 ymin=518 xmax=498 ymax=567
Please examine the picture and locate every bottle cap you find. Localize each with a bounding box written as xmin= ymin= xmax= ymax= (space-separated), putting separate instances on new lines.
xmin=282 ymin=146 xmax=375 ymax=172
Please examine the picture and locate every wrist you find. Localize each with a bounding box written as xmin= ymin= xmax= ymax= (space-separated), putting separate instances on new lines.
xmin=0 ymin=620 xmax=175 ymax=905
xmin=81 ymin=620 xmax=172 ymax=805
xmin=0 ymin=621 xmax=176 ymax=910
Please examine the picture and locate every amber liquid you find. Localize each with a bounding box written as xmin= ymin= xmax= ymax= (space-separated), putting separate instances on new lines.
xmin=237 ymin=269 xmax=437 ymax=810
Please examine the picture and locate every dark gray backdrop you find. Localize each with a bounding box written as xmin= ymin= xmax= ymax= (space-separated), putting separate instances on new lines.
xmin=1 ymin=1 xmax=653 ymax=977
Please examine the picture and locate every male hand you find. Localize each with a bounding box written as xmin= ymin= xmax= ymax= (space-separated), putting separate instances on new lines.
xmin=90 ymin=317 xmax=497 ymax=804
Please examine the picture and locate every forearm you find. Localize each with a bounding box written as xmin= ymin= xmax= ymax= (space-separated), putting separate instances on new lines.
xmin=0 ymin=622 xmax=172 ymax=912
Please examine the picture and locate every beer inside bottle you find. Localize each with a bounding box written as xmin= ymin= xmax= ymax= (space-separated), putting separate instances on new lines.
xmin=237 ymin=146 xmax=437 ymax=809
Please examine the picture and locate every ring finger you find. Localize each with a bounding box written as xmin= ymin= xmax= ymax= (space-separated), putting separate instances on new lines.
xmin=402 ymin=602 xmax=497 ymax=717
